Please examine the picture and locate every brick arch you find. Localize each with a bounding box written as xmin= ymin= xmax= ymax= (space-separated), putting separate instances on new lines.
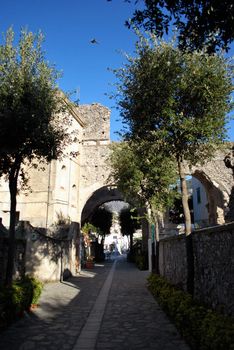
xmin=81 ymin=186 xmax=124 ymax=225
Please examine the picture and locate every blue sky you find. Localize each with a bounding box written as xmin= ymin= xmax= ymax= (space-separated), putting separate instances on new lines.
xmin=0 ymin=0 xmax=233 ymax=140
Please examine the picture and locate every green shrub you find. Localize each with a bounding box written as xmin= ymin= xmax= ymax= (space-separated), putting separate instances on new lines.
xmin=135 ymin=252 xmax=148 ymax=270
xmin=0 ymin=276 xmax=43 ymax=330
xmin=21 ymin=275 xmax=43 ymax=305
xmin=147 ymin=273 xmax=234 ymax=350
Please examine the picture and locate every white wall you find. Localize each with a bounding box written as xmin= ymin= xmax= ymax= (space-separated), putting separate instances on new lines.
xmin=192 ymin=177 xmax=209 ymax=228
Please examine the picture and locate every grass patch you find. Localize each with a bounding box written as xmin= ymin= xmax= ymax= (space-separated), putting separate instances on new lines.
xmin=147 ymin=273 xmax=234 ymax=350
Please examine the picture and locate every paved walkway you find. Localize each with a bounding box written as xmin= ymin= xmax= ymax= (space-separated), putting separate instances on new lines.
xmin=0 ymin=256 xmax=190 ymax=350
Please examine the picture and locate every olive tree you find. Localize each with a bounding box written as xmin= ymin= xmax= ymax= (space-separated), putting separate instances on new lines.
xmin=109 ymin=140 xmax=177 ymax=235
xmin=113 ymin=36 xmax=233 ymax=235
xmin=0 ymin=28 xmax=73 ymax=285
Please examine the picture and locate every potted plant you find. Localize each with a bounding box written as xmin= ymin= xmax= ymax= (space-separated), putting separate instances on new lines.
xmin=85 ymin=256 xmax=94 ymax=269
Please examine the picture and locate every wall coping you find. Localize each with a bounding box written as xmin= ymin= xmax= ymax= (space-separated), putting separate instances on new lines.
xmin=160 ymin=221 xmax=234 ymax=243
xmin=192 ymin=221 xmax=234 ymax=236
xmin=160 ymin=233 xmax=186 ymax=243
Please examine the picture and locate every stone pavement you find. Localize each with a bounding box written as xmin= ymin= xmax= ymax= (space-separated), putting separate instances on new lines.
xmin=0 ymin=256 xmax=190 ymax=350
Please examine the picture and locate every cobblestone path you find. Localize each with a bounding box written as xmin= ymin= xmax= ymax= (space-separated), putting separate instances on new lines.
xmin=0 ymin=256 xmax=190 ymax=350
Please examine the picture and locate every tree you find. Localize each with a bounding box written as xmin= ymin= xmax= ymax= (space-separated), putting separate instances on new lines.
xmin=118 ymin=0 xmax=234 ymax=52
xmin=109 ymin=141 xmax=174 ymax=210
xmin=109 ymin=140 xmax=177 ymax=234
xmin=0 ymin=28 xmax=72 ymax=285
xmin=90 ymin=206 xmax=113 ymax=238
xmin=119 ymin=207 xmax=140 ymax=253
xmin=85 ymin=207 xmax=113 ymax=262
xmin=109 ymin=139 xmax=177 ymax=271
xmin=113 ymin=36 xmax=233 ymax=235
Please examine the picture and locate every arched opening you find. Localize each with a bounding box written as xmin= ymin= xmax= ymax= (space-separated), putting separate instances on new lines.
xmin=80 ymin=186 xmax=125 ymax=226
xmin=80 ymin=187 xmax=144 ymax=268
xmin=191 ymin=170 xmax=228 ymax=226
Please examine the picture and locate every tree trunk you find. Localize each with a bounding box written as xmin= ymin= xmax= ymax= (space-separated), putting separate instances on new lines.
xmin=139 ymin=207 xmax=148 ymax=253
xmin=151 ymin=208 xmax=160 ymax=274
xmin=5 ymin=163 xmax=20 ymax=286
xmin=178 ymin=158 xmax=191 ymax=235
xmin=129 ymin=232 xmax=133 ymax=253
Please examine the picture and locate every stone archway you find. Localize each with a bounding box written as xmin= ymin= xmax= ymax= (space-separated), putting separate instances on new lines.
xmin=191 ymin=170 xmax=227 ymax=225
xmin=81 ymin=186 xmax=124 ymax=225
xmin=187 ymin=145 xmax=234 ymax=225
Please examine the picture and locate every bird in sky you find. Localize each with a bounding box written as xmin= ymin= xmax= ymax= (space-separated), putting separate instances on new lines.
xmin=90 ymin=38 xmax=99 ymax=44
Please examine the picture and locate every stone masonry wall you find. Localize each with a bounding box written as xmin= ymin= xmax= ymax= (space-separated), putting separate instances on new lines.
xmin=0 ymin=221 xmax=80 ymax=284
xmin=159 ymin=222 xmax=234 ymax=316
xmin=159 ymin=235 xmax=188 ymax=291
xmin=192 ymin=224 xmax=234 ymax=315
xmin=78 ymin=103 xmax=110 ymax=141
xmin=24 ymin=221 xmax=80 ymax=281
xmin=78 ymin=103 xmax=112 ymax=220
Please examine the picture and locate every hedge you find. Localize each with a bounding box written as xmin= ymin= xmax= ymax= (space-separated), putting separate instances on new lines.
xmin=147 ymin=273 xmax=234 ymax=350
xmin=0 ymin=276 xmax=43 ymax=330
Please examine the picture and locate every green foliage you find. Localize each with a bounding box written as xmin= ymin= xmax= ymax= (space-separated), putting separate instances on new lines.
xmin=169 ymin=191 xmax=194 ymax=224
xmin=82 ymin=222 xmax=100 ymax=236
xmin=0 ymin=27 xmax=75 ymax=285
xmin=147 ymin=273 xmax=234 ymax=350
xmin=119 ymin=207 xmax=140 ymax=252
xmin=109 ymin=142 xmax=143 ymax=206
xmin=134 ymin=252 xmax=148 ymax=270
xmin=124 ymin=0 xmax=234 ymax=53
xmin=0 ymin=276 xmax=43 ymax=329
xmin=0 ymin=27 xmax=72 ymax=177
xmin=26 ymin=276 xmax=43 ymax=305
xmin=109 ymin=140 xmax=177 ymax=212
xmin=115 ymin=37 xmax=233 ymax=165
xmin=119 ymin=207 xmax=140 ymax=236
xmin=90 ymin=206 xmax=113 ymax=236
xmin=113 ymin=35 xmax=233 ymax=234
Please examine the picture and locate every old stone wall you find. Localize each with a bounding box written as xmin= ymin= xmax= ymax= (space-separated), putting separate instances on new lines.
xmin=0 ymin=220 xmax=80 ymax=284
xmin=0 ymin=219 xmax=27 ymax=285
xmin=78 ymin=104 xmax=112 ymax=220
xmin=193 ymin=224 xmax=234 ymax=315
xmin=159 ymin=235 xmax=188 ymax=291
xmin=159 ymin=222 xmax=234 ymax=316
xmin=24 ymin=221 xmax=80 ymax=281
xmin=78 ymin=103 xmax=110 ymax=141
xmin=186 ymin=144 xmax=234 ymax=224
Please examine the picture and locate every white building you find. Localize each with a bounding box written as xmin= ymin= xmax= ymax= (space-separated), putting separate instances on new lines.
xmin=192 ymin=177 xmax=209 ymax=228
xmin=104 ymin=213 xmax=129 ymax=253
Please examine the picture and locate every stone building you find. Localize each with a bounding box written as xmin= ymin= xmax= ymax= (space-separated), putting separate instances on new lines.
xmin=0 ymin=96 xmax=233 ymax=231
xmin=0 ymin=101 xmax=112 ymax=229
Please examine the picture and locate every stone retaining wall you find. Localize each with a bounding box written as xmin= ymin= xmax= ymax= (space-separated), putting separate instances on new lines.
xmin=192 ymin=224 xmax=234 ymax=315
xmin=159 ymin=222 xmax=234 ymax=316
xmin=0 ymin=220 xmax=80 ymax=285
xmin=159 ymin=235 xmax=188 ymax=290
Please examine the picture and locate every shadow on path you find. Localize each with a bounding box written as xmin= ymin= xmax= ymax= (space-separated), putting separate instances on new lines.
xmin=0 ymin=262 xmax=113 ymax=350
xmin=0 ymin=256 xmax=190 ymax=350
